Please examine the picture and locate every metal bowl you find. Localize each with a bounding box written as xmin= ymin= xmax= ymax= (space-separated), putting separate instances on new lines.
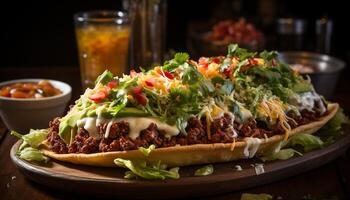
xmin=278 ymin=52 xmax=345 ymax=98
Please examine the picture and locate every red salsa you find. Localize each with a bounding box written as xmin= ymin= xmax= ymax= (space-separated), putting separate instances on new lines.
xmin=0 ymin=80 xmax=62 ymax=99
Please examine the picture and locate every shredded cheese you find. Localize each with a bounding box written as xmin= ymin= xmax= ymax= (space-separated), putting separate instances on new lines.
xmin=230 ymin=138 xmax=236 ymax=151
xmin=257 ymin=98 xmax=296 ymax=140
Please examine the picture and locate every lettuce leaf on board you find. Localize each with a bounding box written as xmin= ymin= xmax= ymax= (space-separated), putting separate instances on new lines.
xmin=11 ymin=129 xmax=49 ymax=163
xmin=114 ymin=158 xmax=180 ymax=180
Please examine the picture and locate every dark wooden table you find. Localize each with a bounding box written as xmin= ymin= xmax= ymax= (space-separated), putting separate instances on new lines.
xmin=1 ymin=67 xmax=350 ymax=200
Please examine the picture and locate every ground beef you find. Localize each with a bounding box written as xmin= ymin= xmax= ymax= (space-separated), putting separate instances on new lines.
xmin=186 ymin=118 xmax=208 ymax=144
xmin=210 ymin=114 xmax=235 ymax=143
xmin=162 ymin=137 xmax=178 ymax=147
xmin=47 ymin=117 xmax=68 ymax=154
xmin=287 ymin=108 xmax=325 ymax=126
xmin=47 ymin=105 xmax=327 ymax=153
xmin=138 ymin=123 xmax=164 ymax=147
xmin=99 ymin=138 xmax=113 ymax=152
xmin=118 ymin=136 xmax=137 ymax=150
xmin=235 ymin=118 xmax=275 ymax=138
xmin=68 ymin=129 xmax=99 ymax=153
xmin=98 ymin=121 xmax=129 ymax=139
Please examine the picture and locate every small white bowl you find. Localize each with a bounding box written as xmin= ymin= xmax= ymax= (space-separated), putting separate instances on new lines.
xmin=0 ymin=79 xmax=72 ymax=133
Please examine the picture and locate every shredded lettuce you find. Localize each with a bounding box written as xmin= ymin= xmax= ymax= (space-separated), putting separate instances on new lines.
xmin=241 ymin=193 xmax=273 ymax=200
xmin=261 ymin=139 xmax=301 ymax=161
xmin=317 ymin=107 xmax=350 ymax=145
xmin=114 ymin=158 xmax=180 ymax=180
xmin=285 ymin=133 xmax=324 ymax=152
xmin=194 ymin=164 xmax=214 ymax=176
xmin=95 ymin=70 xmax=114 ymax=85
xmin=11 ymin=129 xmax=48 ymax=148
xmin=260 ymin=133 xmax=323 ymax=161
xmin=138 ymin=144 xmax=156 ymax=156
xmin=17 ymin=147 xmax=49 ymax=163
xmin=11 ymin=129 xmax=49 ymax=163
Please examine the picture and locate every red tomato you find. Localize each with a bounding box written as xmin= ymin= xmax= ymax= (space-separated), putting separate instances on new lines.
xmin=198 ymin=57 xmax=209 ymax=68
xmin=134 ymin=93 xmax=148 ymax=106
xmin=89 ymin=88 xmax=108 ymax=102
xmin=211 ymin=57 xmax=221 ymax=64
xmin=107 ymin=80 xmax=118 ymax=89
xmin=132 ymin=86 xmax=143 ymax=95
xmin=223 ymin=66 xmax=233 ymax=77
xmin=156 ymin=69 xmax=174 ymax=79
xmin=131 ymin=86 xmax=147 ymax=105
xmin=145 ymin=78 xmax=156 ymax=87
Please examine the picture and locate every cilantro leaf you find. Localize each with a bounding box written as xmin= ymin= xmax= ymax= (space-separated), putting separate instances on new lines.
xmin=219 ymin=59 xmax=232 ymax=72
xmin=95 ymin=70 xmax=114 ymax=85
xmin=182 ymin=64 xmax=202 ymax=84
xmin=227 ymin=44 xmax=238 ymax=56
xmin=259 ymin=50 xmax=278 ymax=61
xmin=227 ymin=44 xmax=257 ymax=60
xmin=174 ymin=52 xmax=189 ymax=64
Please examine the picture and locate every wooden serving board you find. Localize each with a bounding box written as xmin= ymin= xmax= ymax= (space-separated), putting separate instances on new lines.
xmin=10 ymin=132 xmax=350 ymax=199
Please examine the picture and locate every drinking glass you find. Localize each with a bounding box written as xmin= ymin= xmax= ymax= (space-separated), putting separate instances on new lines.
xmin=74 ymin=11 xmax=130 ymax=89
xmin=123 ymin=0 xmax=167 ymax=68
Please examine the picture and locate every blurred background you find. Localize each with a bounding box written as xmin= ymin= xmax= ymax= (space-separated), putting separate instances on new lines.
xmin=0 ymin=0 xmax=349 ymax=98
xmin=1 ymin=0 xmax=348 ymax=66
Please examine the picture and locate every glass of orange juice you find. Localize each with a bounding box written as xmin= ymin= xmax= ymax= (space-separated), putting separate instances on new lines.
xmin=74 ymin=11 xmax=130 ymax=89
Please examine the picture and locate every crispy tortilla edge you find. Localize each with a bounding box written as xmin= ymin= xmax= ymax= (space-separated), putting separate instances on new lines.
xmin=39 ymin=103 xmax=339 ymax=167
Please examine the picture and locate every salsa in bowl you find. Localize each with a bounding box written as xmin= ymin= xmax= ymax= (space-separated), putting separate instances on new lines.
xmin=0 ymin=79 xmax=71 ymax=133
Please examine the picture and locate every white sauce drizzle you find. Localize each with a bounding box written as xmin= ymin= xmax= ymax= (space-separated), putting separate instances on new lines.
xmin=292 ymin=92 xmax=326 ymax=114
xmin=77 ymin=117 xmax=179 ymax=140
xmin=243 ymin=137 xmax=262 ymax=158
xmin=77 ymin=117 xmax=99 ymax=138
xmin=104 ymin=121 xmax=114 ymax=139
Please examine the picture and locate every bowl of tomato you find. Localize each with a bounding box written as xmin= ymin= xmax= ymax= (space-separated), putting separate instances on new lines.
xmin=0 ymin=79 xmax=71 ymax=133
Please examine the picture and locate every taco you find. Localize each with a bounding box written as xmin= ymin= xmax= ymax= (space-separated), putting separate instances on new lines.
xmin=36 ymin=44 xmax=338 ymax=167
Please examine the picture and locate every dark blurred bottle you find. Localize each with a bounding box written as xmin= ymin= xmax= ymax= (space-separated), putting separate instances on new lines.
xmin=123 ymin=0 xmax=167 ymax=69
xmin=276 ymin=18 xmax=306 ymax=51
xmin=316 ymin=17 xmax=333 ymax=54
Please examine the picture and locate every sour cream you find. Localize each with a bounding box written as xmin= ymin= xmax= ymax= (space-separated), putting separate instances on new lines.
xmin=243 ymin=137 xmax=262 ymax=158
xmin=290 ymin=91 xmax=326 ymax=114
xmin=77 ymin=117 xmax=179 ymax=140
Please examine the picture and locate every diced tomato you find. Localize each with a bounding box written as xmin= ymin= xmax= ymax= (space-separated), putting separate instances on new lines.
xmin=131 ymin=86 xmax=147 ymax=105
xmin=223 ymin=67 xmax=233 ymax=76
xmin=107 ymin=80 xmax=118 ymax=89
xmin=89 ymin=88 xmax=110 ymax=102
xmin=163 ymin=70 xmax=174 ymax=79
xmin=156 ymin=69 xmax=174 ymax=79
xmin=211 ymin=57 xmax=221 ymax=64
xmin=132 ymin=86 xmax=143 ymax=95
xmin=130 ymin=69 xmax=137 ymax=78
xmin=145 ymin=78 xmax=156 ymax=87
xmin=199 ymin=57 xmax=209 ymax=68
xmin=134 ymin=93 xmax=148 ymax=106
xmin=89 ymin=87 xmax=108 ymax=102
